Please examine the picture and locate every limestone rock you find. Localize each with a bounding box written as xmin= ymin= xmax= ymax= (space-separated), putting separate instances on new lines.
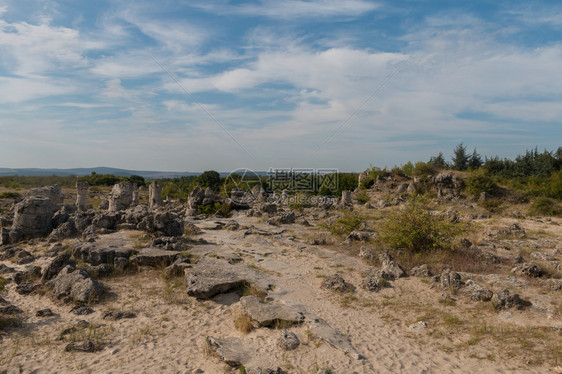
xmin=410 ymin=264 xmax=431 ymax=277
xmin=65 ymin=340 xmax=97 ymax=353
xmin=491 ymin=289 xmax=532 ymax=310
xmin=76 ymin=180 xmax=89 ymax=211
xmin=440 ymin=270 xmax=463 ymax=290
xmin=49 ymin=266 xmax=104 ymax=304
xmin=307 ymin=317 xmax=363 ymax=360
xmin=130 ymin=248 xmax=182 ymax=267
xmin=463 ymin=280 xmax=493 ymax=301
xmin=321 ymin=274 xmax=355 ymax=293
xmin=11 ymin=196 xmax=54 ymax=239
xmin=149 ymin=182 xmax=163 ymax=210
xmin=108 ymin=182 xmax=134 ymax=212
xmin=236 ymin=296 xmax=306 ymax=328
xmin=41 ymin=252 xmax=73 ymax=283
xmin=278 ymin=330 xmax=300 ymax=350
xmin=25 ymin=185 xmax=63 ymax=205
xmin=205 ymin=336 xmax=249 ymax=367
xmin=511 ymin=262 xmax=544 ymax=278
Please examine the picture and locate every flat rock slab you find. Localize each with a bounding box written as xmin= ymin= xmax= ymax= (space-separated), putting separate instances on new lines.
xmin=185 ymin=258 xmax=272 ymax=299
xmin=237 ymin=296 xmax=306 ymax=328
xmin=130 ymin=248 xmax=182 ymax=267
xmin=206 ymin=336 xmax=249 ymax=367
xmin=307 ymin=316 xmax=363 ymax=360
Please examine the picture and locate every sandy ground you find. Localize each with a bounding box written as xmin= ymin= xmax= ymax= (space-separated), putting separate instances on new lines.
xmin=0 ymin=213 xmax=561 ymax=373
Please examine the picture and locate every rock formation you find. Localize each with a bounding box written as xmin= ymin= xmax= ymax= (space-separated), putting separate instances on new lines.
xmin=75 ymin=180 xmax=89 ymax=211
xmin=148 ymin=181 xmax=163 ymax=210
xmin=108 ymin=182 xmax=133 ymax=212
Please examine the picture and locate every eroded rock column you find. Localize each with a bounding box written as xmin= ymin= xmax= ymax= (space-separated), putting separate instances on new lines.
xmin=76 ymin=180 xmax=89 ymax=211
xmin=108 ymin=182 xmax=133 ymax=212
xmin=149 ymin=181 xmax=163 ymax=210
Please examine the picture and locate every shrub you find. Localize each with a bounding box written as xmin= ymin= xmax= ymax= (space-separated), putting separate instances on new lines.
xmin=0 ymin=277 xmax=6 ymax=293
xmin=378 ymin=202 xmax=462 ymax=252
xmin=412 ymin=162 xmax=438 ymax=177
xmin=0 ymin=192 xmax=20 ymax=199
xmin=528 ymin=197 xmax=562 ymax=217
xmin=197 ymin=202 xmax=222 ymax=215
xmin=465 ymin=170 xmax=499 ymax=196
xmin=324 ymin=211 xmax=365 ymax=236
xmin=355 ymin=190 xmax=370 ymax=204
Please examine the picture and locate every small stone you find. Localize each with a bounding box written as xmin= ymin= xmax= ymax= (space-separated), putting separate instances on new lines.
xmin=70 ymin=305 xmax=94 ymax=315
xmin=65 ymin=340 xmax=96 ymax=352
xmin=278 ymin=330 xmax=300 ymax=350
xmin=409 ymin=320 xmax=428 ymax=330
xmin=36 ymin=308 xmax=55 ymax=317
xmin=321 ymin=274 xmax=355 ymax=293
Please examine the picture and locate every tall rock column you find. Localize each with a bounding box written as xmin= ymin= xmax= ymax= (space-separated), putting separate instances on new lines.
xmin=76 ymin=180 xmax=89 ymax=211
xmin=149 ymin=181 xmax=163 ymax=210
xmin=108 ymin=182 xmax=133 ymax=212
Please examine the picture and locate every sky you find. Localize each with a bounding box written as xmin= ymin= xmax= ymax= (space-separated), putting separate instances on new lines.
xmin=0 ymin=0 xmax=561 ymax=172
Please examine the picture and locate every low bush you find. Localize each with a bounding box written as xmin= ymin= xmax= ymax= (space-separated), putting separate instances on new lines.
xmin=324 ymin=211 xmax=365 ymax=236
xmin=465 ymin=170 xmax=499 ymax=196
xmin=528 ymin=197 xmax=562 ymax=217
xmin=378 ymin=202 xmax=463 ymax=252
xmin=0 ymin=192 xmax=20 ymax=199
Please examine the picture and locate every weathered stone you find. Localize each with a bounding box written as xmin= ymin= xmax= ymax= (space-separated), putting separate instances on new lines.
xmin=11 ymin=196 xmax=54 ymax=239
xmin=410 ymin=264 xmax=431 ymax=277
xmin=70 ymin=305 xmax=95 ymax=315
xmin=114 ymin=257 xmax=129 ymax=272
xmin=341 ymin=190 xmax=352 ymax=206
xmin=25 ymin=185 xmax=63 ymax=205
xmin=463 ymin=280 xmax=493 ymax=302
xmin=152 ymin=212 xmax=183 ymax=236
xmin=72 ymin=243 xmax=133 ymax=266
xmin=49 ymin=220 xmax=77 ymax=240
xmin=165 ymin=258 xmax=192 ymax=278
xmin=15 ymin=280 xmax=38 ymax=295
xmin=321 ymin=274 xmax=355 ymax=293
xmin=108 ymin=182 xmax=134 ymax=212
xmin=92 ymin=212 xmax=120 ymax=230
xmin=13 ymin=265 xmax=41 ymax=284
xmin=278 ymin=330 xmax=300 ymax=350
xmin=83 ymin=263 xmax=113 ymax=279
xmin=267 ymin=212 xmax=296 ymax=225
xmin=149 ymin=181 xmax=163 ymax=210
xmin=205 ymin=336 xmax=249 ymax=367
xmin=102 ymin=310 xmax=136 ymax=320
xmin=236 ymin=296 xmax=306 ymax=328
xmin=76 ymin=180 xmax=89 ymax=211
xmin=307 ymin=317 xmax=363 ymax=360
xmin=346 ymin=230 xmax=372 ymax=242
xmin=49 ymin=266 xmax=104 ymax=304
xmin=41 ymin=252 xmax=73 ymax=283
xmin=261 ymin=204 xmax=278 ymax=215
xmin=511 ymin=262 xmax=544 ymax=278
xmin=379 ymin=253 xmax=406 ymax=279
xmin=361 ymin=274 xmax=390 ymax=292
xmin=491 ymin=289 xmax=532 ymax=310
xmin=185 ymin=258 xmax=271 ymax=299
xmin=36 ymin=309 xmax=55 ymax=317
xmin=409 ymin=320 xmax=428 ymax=330
xmin=440 ymin=270 xmax=463 ymax=290
xmin=0 ymin=304 xmax=23 ymax=315
xmin=216 ymin=252 xmax=242 ymax=264
xmin=130 ymin=248 xmax=182 ymax=267
xmin=65 ymin=340 xmax=97 ymax=353
xmin=358 ymin=246 xmax=376 ymax=261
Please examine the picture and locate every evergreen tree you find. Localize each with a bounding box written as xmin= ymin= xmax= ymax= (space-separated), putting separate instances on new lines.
xmin=429 ymin=152 xmax=448 ymax=169
xmin=467 ymin=148 xmax=483 ymax=169
xmin=452 ymin=143 xmax=468 ymax=170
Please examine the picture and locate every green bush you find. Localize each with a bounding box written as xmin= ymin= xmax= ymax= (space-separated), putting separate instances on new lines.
xmin=465 ymin=170 xmax=499 ymax=196
xmin=0 ymin=192 xmax=21 ymax=199
xmin=355 ymin=190 xmax=370 ymax=204
xmin=324 ymin=211 xmax=365 ymax=236
xmin=0 ymin=277 xmax=6 ymax=293
xmin=528 ymin=197 xmax=562 ymax=217
xmin=412 ymin=162 xmax=438 ymax=177
xmin=197 ymin=202 xmax=222 ymax=215
xmin=378 ymin=202 xmax=462 ymax=252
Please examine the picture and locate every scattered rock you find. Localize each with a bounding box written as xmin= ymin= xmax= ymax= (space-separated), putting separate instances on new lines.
xmin=511 ymin=262 xmax=544 ymax=278
xmin=463 ymin=280 xmax=493 ymax=302
xmin=102 ymin=310 xmax=136 ymax=320
xmin=409 ymin=320 xmax=428 ymax=330
xmin=440 ymin=270 xmax=463 ymax=290
xmin=346 ymin=230 xmax=372 ymax=242
xmin=41 ymin=252 xmax=73 ymax=283
xmin=205 ymin=336 xmax=248 ymax=367
xmin=358 ymin=246 xmax=376 ymax=261
xmin=15 ymin=280 xmax=38 ymax=295
xmin=361 ymin=275 xmax=390 ymax=292
xmin=378 ymin=253 xmax=406 ymax=279
xmin=65 ymin=340 xmax=97 ymax=353
xmin=278 ymin=330 xmax=300 ymax=350
xmin=410 ymin=264 xmax=431 ymax=277
xmin=307 ymin=317 xmax=363 ymax=360
xmin=321 ymin=274 xmax=355 ymax=293
xmin=11 ymin=196 xmax=55 ymax=239
xmin=83 ymin=263 xmax=113 ymax=279
xmin=185 ymin=258 xmax=271 ymax=299
xmin=130 ymin=248 xmax=182 ymax=267
xmin=491 ymin=289 xmax=532 ymax=310
xmin=36 ymin=309 xmax=55 ymax=317
xmin=70 ymin=305 xmax=95 ymax=315
xmin=439 ymin=292 xmax=457 ymax=305
xmin=49 ymin=266 xmax=104 ymax=304
xmin=236 ymin=296 xmax=306 ymax=328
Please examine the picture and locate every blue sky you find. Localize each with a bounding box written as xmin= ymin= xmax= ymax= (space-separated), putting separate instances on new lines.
xmin=0 ymin=0 xmax=560 ymax=172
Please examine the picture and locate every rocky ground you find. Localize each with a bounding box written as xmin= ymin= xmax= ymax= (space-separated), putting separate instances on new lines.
xmin=0 ymin=180 xmax=561 ymax=373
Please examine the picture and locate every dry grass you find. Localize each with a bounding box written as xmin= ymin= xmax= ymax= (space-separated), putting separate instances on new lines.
xmin=233 ymin=313 xmax=253 ymax=334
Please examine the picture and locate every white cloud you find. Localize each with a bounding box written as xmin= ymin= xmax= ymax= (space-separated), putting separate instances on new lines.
xmin=0 ymin=76 xmax=75 ymax=103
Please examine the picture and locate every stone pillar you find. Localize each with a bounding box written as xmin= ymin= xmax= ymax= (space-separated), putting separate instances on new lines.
xmin=341 ymin=190 xmax=352 ymax=206
xmin=76 ymin=180 xmax=89 ymax=211
xmin=149 ymin=181 xmax=163 ymax=210
xmin=132 ymin=186 xmax=139 ymax=206
xmin=108 ymin=182 xmax=133 ymax=212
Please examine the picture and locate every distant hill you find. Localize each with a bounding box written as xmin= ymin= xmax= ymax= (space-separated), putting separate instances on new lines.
xmin=0 ymin=167 xmax=272 ymax=179
xmin=0 ymin=167 xmax=201 ymax=179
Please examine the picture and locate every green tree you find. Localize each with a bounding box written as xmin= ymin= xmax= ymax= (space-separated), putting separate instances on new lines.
xmin=467 ymin=148 xmax=483 ymax=169
xmin=194 ymin=170 xmax=221 ymax=190
xmin=128 ymin=175 xmax=145 ymax=186
xmin=429 ymin=152 xmax=448 ymax=169
xmin=452 ymin=143 xmax=468 ymax=171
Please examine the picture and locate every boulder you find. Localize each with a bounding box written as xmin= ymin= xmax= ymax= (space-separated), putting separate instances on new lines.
xmin=185 ymin=258 xmax=271 ymax=299
xmin=148 ymin=182 xmax=163 ymax=210
xmin=72 ymin=243 xmax=133 ymax=266
xmin=205 ymin=336 xmax=249 ymax=367
xmin=130 ymin=248 xmax=182 ymax=267
xmin=463 ymin=280 xmax=493 ymax=301
xmin=321 ymin=274 xmax=355 ymax=293
xmin=25 ymin=185 xmax=63 ymax=205
xmin=278 ymin=330 xmax=300 ymax=351
xmin=378 ymin=253 xmax=406 ymax=279
xmin=65 ymin=340 xmax=97 ymax=353
xmin=49 ymin=265 xmax=104 ymax=304
xmin=440 ymin=270 xmax=463 ymax=290
xmin=41 ymin=252 xmax=73 ymax=283
xmin=511 ymin=262 xmax=544 ymax=278
xmin=307 ymin=317 xmax=363 ymax=360
xmin=410 ymin=264 xmax=431 ymax=277
xmin=108 ymin=182 xmax=134 ymax=212
xmin=491 ymin=289 xmax=531 ymax=310
xmin=236 ymin=296 xmax=306 ymax=328
xmin=11 ymin=196 xmax=54 ymax=238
